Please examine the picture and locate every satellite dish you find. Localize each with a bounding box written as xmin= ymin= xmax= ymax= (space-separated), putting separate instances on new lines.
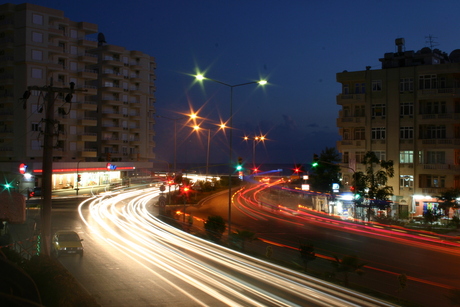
xmin=98 ymin=33 xmax=107 ymax=46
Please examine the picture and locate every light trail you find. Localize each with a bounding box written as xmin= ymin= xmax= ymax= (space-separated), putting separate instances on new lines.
xmin=78 ymin=187 xmax=394 ymax=307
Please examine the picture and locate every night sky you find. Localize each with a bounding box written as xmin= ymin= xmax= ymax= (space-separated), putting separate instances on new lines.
xmin=11 ymin=0 xmax=460 ymax=167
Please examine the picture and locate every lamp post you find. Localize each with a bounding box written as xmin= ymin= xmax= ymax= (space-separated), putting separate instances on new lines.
xmin=244 ymin=135 xmax=266 ymax=170
xmin=75 ymin=160 xmax=83 ymax=196
xmin=157 ymin=114 xmax=195 ymax=172
xmin=193 ymin=123 xmax=226 ymax=180
xmin=195 ymin=74 xmax=267 ymax=236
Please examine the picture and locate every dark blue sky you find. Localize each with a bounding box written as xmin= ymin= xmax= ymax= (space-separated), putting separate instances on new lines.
xmin=15 ymin=0 xmax=460 ymax=166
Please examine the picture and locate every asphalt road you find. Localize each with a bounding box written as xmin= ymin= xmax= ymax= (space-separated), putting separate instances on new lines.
xmin=187 ymin=186 xmax=460 ymax=307
xmin=45 ymin=190 xmax=395 ymax=307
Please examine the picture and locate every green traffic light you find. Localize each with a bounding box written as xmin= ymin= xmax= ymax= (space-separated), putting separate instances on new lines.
xmin=312 ymin=162 xmax=318 ymax=167
xmin=236 ymin=165 xmax=243 ymax=171
xmin=3 ymin=183 xmax=11 ymax=189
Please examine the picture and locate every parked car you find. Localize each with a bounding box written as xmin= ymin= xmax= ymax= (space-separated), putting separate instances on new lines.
xmin=52 ymin=230 xmax=84 ymax=257
xmin=28 ymin=187 xmax=42 ymax=198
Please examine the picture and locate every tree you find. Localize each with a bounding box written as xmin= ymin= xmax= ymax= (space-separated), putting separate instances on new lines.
xmin=331 ymin=255 xmax=365 ymax=287
xmin=353 ymin=151 xmax=394 ymax=219
xmin=309 ymin=147 xmax=341 ymax=193
xmin=231 ymin=230 xmax=257 ymax=251
xmin=299 ymin=242 xmax=316 ymax=271
xmin=436 ymin=188 xmax=460 ymax=218
xmin=204 ymin=215 xmax=226 ymax=242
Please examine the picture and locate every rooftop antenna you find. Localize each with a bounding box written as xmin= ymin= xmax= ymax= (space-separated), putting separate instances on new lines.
xmin=425 ymin=35 xmax=439 ymax=50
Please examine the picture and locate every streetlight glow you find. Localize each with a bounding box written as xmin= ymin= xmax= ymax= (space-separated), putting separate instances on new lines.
xmin=192 ymin=71 xmax=267 ymax=236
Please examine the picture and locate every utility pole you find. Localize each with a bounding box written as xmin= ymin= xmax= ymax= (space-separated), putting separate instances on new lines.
xmin=27 ymin=80 xmax=83 ymax=256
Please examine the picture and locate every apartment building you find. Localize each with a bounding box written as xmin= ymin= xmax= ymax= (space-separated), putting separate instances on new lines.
xmin=0 ymin=3 xmax=156 ymax=191
xmin=336 ymin=38 xmax=460 ymax=218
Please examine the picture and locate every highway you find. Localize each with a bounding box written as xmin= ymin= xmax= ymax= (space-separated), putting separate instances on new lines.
xmin=52 ymin=186 xmax=394 ymax=306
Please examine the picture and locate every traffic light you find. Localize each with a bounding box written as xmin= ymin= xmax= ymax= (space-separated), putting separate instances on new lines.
xmin=236 ymin=157 xmax=243 ymax=171
xmin=312 ymin=154 xmax=319 ymax=167
xmin=77 ymin=174 xmax=81 ymax=182
xmin=106 ymin=152 xmax=111 ymax=161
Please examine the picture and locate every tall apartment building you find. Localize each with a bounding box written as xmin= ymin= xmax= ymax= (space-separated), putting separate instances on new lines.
xmin=336 ymin=38 xmax=460 ymax=218
xmin=0 ymin=3 xmax=156 ymax=192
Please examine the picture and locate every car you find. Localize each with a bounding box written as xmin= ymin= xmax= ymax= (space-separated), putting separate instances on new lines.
xmin=52 ymin=230 xmax=84 ymax=257
xmin=28 ymin=187 xmax=42 ymax=198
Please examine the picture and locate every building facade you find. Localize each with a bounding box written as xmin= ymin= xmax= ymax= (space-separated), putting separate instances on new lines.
xmin=336 ymin=38 xmax=460 ymax=219
xmin=0 ymin=3 xmax=156 ymax=192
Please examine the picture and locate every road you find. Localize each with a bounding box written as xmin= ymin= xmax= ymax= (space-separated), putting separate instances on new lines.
xmin=187 ymin=183 xmax=460 ymax=307
xmin=49 ymin=187 xmax=394 ymax=307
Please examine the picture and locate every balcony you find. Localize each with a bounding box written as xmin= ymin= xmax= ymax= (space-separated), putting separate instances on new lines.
xmin=78 ymin=53 xmax=98 ymax=64
xmin=78 ymin=68 xmax=98 ymax=79
xmin=81 ymin=148 xmax=97 ymax=158
xmin=78 ymin=99 xmax=98 ymax=111
xmin=78 ymin=37 xmax=97 ymax=48
xmin=102 ymin=110 xmax=123 ymax=119
xmin=78 ymin=133 xmax=97 ymax=142
xmin=129 ymin=125 xmax=141 ymax=132
xmin=78 ymin=117 xmax=97 ymax=126
xmin=101 ymin=137 xmax=119 ymax=144
xmin=336 ymin=116 xmax=365 ymax=127
xmin=337 ymin=139 xmax=366 ymax=149
xmin=336 ymin=93 xmax=365 ymax=105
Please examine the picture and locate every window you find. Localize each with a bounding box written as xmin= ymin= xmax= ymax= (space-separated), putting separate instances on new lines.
xmin=400 ymin=175 xmax=414 ymax=188
xmin=356 ymin=152 xmax=365 ymax=163
xmin=355 ymin=83 xmax=365 ymax=94
xmin=31 ymin=122 xmax=40 ymax=132
xmin=400 ymin=151 xmax=413 ymax=163
xmin=354 ymin=128 xmax=365 ymax=140
xmin=70 ymin=29 xmax=77 ymax=39
xmin=31 ymin=68 xmax=42 ymax=79
xmin=342 ymin=84 xmax=349 ymax=94
xmin=343 ymin=106 xmax=350 ymax=117
xmin=31 ymin=50 xmax=42 ymax=61
xmin=32 ymin=14 xmax=43 ymax=25
xmin=372 ymin=80 xmax=382 ymax=91
xmin=419 ymin=175 xmax=445 ymax=188
xmin=426 ymin=151 xmax=445 ymax=164
xmin=70 ymin=62 xmax=77 ymax=71
xmin=343 ymin=129 xmax=350 ymax=140
xmin=371 ymin=127 xmax=386 ymax=139
xmin=354 ymin=105 xmax=365 ymax=117
xmin=400 ymin=102 xmax=413 ymax=116
xmin=400 ymin=78 xmax=413 ymax=92
xmin=400 ymin=127 xmax=413 ymax=139
xmin=70 ymin=46 xmax=78 ymax=55
xmin=421 ymin=101 xmax=446 ymax=114
xmin=419 ymin=75 xmax=437 ymax=89
xmin=343 ymin=152 xmax=349 ymax=163
xmin=32 ymin=32 xmax=43 ymax=43
xmin=419 ymin=125 xmax=446 ymax=139
xmin=372 ymin=104 xmax=386 ymax=117
xmin=373 ymin=151 xmax=386 ymax=161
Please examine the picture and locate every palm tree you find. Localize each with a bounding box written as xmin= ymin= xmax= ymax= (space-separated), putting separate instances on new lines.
xmin=332 ymin=255 xmax=365 ymax=286
xmin=353 ymin=151 xmax=394 ymax=220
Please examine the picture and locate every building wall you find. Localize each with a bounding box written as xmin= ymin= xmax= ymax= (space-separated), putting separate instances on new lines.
xmin=336 ymin=43 xmax=460 ymax=216
xmin=0 ymin=3 xmax=156 ymax=189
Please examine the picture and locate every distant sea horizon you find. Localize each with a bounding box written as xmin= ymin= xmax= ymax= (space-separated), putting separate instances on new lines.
xmin=152 ymin=162 xmax=303 ymax=177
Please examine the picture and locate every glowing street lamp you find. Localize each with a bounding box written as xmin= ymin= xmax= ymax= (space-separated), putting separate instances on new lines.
xmin=195 ymin=73 xmax=267 ymax=236
xmin=193 ymin=123 xmax=226 ymax=179
xmin=243 ymin=135 xmax=266 ymax=170
xmin=157 ymin=113 xmax=196 ymax=172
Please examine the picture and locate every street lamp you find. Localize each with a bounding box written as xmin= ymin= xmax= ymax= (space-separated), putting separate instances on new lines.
xmin=193 ymin=123 xmax=226 ymax=180
xmin=195 ymin=73 xmax=267 ymax=236
xmin=157 ymin=114 xmax=196 ymax=172
xmin=243 ymin=135 xmax=266 ymax=170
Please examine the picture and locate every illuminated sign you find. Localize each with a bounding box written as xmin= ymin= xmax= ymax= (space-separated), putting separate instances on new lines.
xmin=19 ymin=163 xmax=27 ymax=174
xmin=106 ymin=163 xmax=117 ymax=170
